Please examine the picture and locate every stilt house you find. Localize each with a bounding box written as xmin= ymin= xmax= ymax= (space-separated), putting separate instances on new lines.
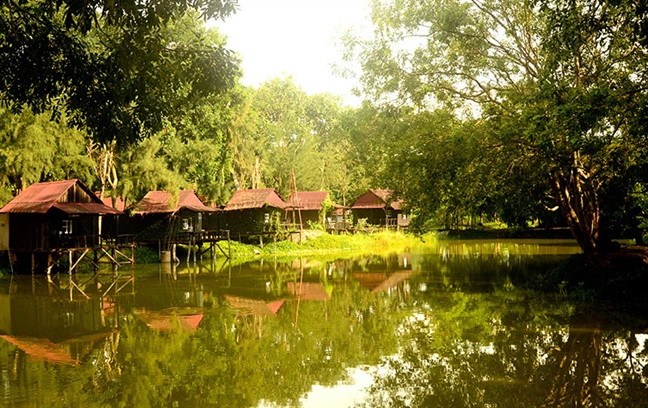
xmin=0 ymin=179 xmax=123 ymax=272
xmin=286 ymin=191 xmax=331 ymax=228
xmin=350 ymin=189 xmax=410 ymax=228
xmin=130 ymin=190 xmax=218 ymax=246
xmin=222 ymin=188 xmax=287 ymax=236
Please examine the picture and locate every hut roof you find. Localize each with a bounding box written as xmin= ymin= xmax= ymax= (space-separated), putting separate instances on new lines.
xmin=97 ymin=194 xmax=125 ymax=211
xmin=0 ymin=335 xmax=79 ymax=366
xmin=224 ymin=188 xmax=286 ymax=211
xmin=351 ymin=189 xmax=403 ymax=211
xmin=132 ymin=190 xmax=216 ymax=215
xmin=225 ymin=295 xmax=284 ymax=317
xmin=135 ymin=308 xmax=204 ymax=331
xmin=353 ymin=271 xmax=412 ymax=293
xmin=287 ymin=282 xmax=330 ymax=301
xmin=287 ymin=191 xmax=329 ymax=211
xmin=0 ymin=179 xmax=121 ymax=215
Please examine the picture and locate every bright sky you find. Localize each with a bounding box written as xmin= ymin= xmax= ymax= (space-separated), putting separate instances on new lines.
xmin=216 ymin=0 xmax=370 ymax=106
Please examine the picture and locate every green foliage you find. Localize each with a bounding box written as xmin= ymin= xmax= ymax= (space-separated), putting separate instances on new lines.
xmin=118 ymin=134 xmax=186 ymax=208
xmin=249 ymin=77 xmax=325 ymax=197
xmin=319 ymin=195 xmax=334 ymax=226
xmin=0 ymin=106 xmax=93 ymax=202
xmin=0 ymin=1 xmax=240 ymax=145
xmin=356 ymin=218 xmax=368 ymax=230
xmin=341 ymin=0 xmax=648 ymax=254
xmin=228 ymin=230 xmax=433 ymax=258
xmin=229 ymin=77 xmax=355 ymax=204
xmin=134 ymin=246 xmax=161 ymax=264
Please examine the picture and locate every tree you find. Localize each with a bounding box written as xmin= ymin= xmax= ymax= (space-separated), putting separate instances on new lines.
xmin=0 ymin=106 xmax=93 ymax=204
xmin=117 ymin=134 xmax=185 ymax=209
xmin=250 ymin=77 xmax=323 ymax=197
xmin=342 ymin=0 xmax=648 ymax=259
xmin=0 ymin=0 xmax=240 ymax=145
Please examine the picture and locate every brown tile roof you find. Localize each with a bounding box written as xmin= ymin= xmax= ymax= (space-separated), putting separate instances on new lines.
xmin=224 ymin=188 xmax=287 ymax=211
xmin=287 ymin=282 xmax=330 ymax=301
xmin=287 ymin=191 xmax=329 ymax=210
xmin=0 ymin=335 xmax=79 ymax=366
xmin=225 ymin=295 xmax=284 ymax=317
xmin=353 ymin=271 xmax=412 ymax=293
xmin=0 ymin=179 xmax=121 ymax=215
xmin=53 ymin=202 xmax=122 ymax=215
xmin=97 ymin=194 xmax=125 ymax=211
xmin=351 ymin=189 xmax=403 ymax=210
xmin=132 ymin=190 xmax=216 ymax=214
xmin=135 ymin=308 xmax=204 ymax=331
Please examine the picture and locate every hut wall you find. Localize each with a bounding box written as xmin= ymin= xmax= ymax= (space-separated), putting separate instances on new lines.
xmin=352 ymin=209 xmax=387 ymax=226
xmin=223 ymin=208 xmax=282 ymax=235
xmin=286 ymin=209 xmax=320 ymax=227
xmin=0 ymin=294 xmax=103 ymax=340
xmin=301 ymin=210 xmax=320 ymax=226
xmin=9 ymin=214 xmax=51 ymax=250
xmin=62 ymin=184 xmax=97 ymax=204
xmin=0 ymin=213 xmax=8 ymax=251
xmin=202 ymin=212 xmax=222 ymax=232
xmin=130 ymin=213 xmax=173 ymax=243
xmin=0 ymin=294 xmax=10 ymax=334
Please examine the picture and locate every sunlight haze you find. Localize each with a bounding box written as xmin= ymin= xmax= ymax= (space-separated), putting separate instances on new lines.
xmin=216 ymin=0 xmax=369 ymax=105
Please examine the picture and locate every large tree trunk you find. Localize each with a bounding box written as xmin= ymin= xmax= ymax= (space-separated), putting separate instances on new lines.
xmin=549 ymin=153 xmax=600 ymax=260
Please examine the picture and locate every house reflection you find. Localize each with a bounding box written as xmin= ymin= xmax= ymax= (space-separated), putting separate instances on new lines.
xmin=0 ymin=275 xmax=130 ymax=365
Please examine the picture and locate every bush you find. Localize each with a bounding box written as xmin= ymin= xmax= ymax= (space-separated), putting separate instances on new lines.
xmin=135 ymin=246 xmax=162 ymax=263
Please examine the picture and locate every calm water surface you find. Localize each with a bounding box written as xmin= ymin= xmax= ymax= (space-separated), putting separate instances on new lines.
xmin=2 ymin=239 xmax=647 ymax=407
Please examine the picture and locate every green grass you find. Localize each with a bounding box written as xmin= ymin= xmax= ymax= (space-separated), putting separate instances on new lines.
xmin=221 ymin=230 xmax=436 ymax=260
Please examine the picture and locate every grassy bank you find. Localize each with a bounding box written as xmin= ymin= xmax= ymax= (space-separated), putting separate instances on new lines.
xmin=224 ymin=230 xmax=435 ymax=260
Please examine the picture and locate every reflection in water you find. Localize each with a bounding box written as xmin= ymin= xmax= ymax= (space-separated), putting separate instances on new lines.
xmin=0 ymin=240 xmax=646 ymax=407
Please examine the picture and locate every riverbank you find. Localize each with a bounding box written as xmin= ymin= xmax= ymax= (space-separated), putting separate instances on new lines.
xmin=225 ymin=230 xmax=435 ymax=259
xmin=438 ymin=227 xmax=575 ymax=240
xmin=223 ymin=228 xmax=582 ymax=259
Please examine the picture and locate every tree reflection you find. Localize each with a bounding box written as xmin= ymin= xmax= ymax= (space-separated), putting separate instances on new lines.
xmin=357 ymin=288 xmax=648 ymax=407
xmin=5 ymin=248 xmax=647 ymax=407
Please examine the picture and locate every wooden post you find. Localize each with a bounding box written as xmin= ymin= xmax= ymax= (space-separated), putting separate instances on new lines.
xmin=228 ymin=230 xmax=231 ymax=259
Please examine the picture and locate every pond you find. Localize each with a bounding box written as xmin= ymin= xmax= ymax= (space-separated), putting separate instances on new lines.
xmin=1 ymin=239 xmax=647 ymax=407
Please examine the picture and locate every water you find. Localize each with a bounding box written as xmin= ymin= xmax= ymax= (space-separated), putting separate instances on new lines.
xmin=1 ymin=239 xmax=647 ymax=407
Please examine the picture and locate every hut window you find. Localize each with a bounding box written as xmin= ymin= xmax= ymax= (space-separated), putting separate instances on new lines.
xmin=264 ymin=213 xmax=270 ymax=224
xmin=386 ymin=209 xmax=393 ymax=218
xmin=62 ymin=220 xmax=73 ymax=235
xmin=182 ymin=219 xmax=193 ymax=232
xmin=402 ymin=214 xmax=407 ymax=220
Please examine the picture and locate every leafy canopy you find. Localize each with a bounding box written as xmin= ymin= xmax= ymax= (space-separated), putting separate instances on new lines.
xmin=0 ymin=0 xmax=240 ymax=145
